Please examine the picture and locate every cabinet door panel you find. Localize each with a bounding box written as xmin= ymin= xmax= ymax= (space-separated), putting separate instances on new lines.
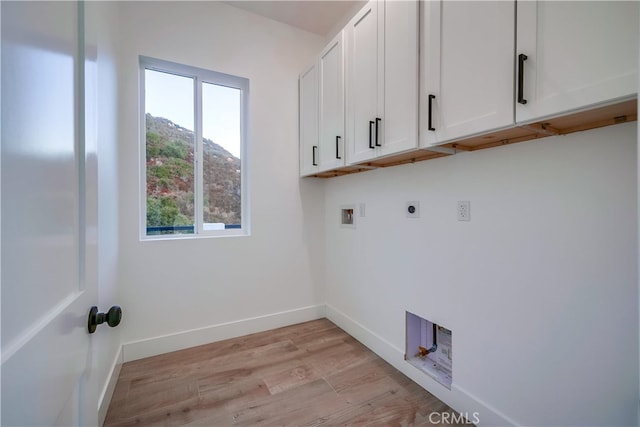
xmin=381 ymin=0 xmax=418 ymax=157
xmin=517 ymin=1 xmax=638 ymax=123
xmin=346 ymin=1 xmax=379 ymax=164
xmin=299 ymin=62 xmax=318 ymax=176
xmin=319 ymin=32 xmax=345 ymax=171
xmin=421 ymin=1 xmax=514 ymax=146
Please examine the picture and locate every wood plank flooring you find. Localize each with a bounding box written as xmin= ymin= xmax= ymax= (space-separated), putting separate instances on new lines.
xmin=104 ymin=319 xmax=465 ymax=426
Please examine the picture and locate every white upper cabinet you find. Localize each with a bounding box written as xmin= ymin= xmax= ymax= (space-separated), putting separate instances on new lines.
xmin=299 ymin=61 xmax=319 ymax=176
xmin=420 ymin=1 xmax=515 ymax=147
xmin=346 ymin=0 xmax=418 ymax=164
xmin=516 ymin=1 xmax=639 ymax=124
xmin=299 ymin=32 xmax=346 ymax=176
xmin=319 ymin=31 xmax=346 ymax=172
xmin=346 ymin=1 xmax=381 ymax=163
xmin=301 ymin=1 xmax=638 ymax=178
xmin=380 ymin=0 xmax=419 ymax=157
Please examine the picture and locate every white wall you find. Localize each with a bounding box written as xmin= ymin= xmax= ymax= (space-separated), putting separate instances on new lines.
xmin=116 ymin=2 xmax=326 ymax=359
xmin=324 ymin=123 xmax=638 ymax=426
xmin=108 ymin=3 xmax=639 ymax=425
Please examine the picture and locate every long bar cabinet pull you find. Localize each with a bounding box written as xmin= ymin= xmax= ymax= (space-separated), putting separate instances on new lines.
xmin=369 ymin=121 xmax=375 ymax=149
xmin=518 ymin=53 xmax=528 ymax=105
xmin=428 ymin=94 xmax=436 ymax=131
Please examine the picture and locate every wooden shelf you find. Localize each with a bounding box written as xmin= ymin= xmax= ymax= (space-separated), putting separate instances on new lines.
xmin=305 ymin=98 xmax=637 ymax=178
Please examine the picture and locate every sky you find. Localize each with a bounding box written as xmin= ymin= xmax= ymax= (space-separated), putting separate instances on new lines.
xmin=145 ymin=69 xmax=241 ymax=158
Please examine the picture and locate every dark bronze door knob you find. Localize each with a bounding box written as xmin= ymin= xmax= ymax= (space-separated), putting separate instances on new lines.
xmin=88 ymin=305 xmax=122 ymax=334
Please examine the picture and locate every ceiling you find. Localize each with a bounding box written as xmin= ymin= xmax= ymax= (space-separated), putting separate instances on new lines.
xmin=224 ymin=1 xmax=365 ymax=36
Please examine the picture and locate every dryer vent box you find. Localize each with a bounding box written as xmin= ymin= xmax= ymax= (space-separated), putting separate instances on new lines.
xmin=340 ymin=205 xmax=356 ymax=228
xmin=405 ymin=311 xmax=452 ymax=389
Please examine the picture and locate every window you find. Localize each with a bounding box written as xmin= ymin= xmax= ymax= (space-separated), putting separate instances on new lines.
xmin=140 ymin=56 xmax=249 ymax=238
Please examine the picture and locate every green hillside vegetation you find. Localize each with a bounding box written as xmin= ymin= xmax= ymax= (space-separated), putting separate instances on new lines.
xmin=145 ymin=113 xmax=241 ymax=232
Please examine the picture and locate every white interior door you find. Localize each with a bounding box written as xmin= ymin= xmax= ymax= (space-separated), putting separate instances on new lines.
xmin=2 ymin=1 xmax=98 ymax=425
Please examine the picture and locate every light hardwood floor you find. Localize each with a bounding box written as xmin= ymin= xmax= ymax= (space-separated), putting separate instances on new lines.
xmin=105 ymin=319 xmax=464 ymax=426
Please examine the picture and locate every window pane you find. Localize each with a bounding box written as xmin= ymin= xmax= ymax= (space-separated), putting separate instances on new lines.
xmin=145 ymin=69 xmax=195 ymax=235
xmin=202 ymin=83 xmax=242 ymax=228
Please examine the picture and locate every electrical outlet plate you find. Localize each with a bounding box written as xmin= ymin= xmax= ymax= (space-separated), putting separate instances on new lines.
xmin=406 ymin=201 xmax=420 ymax=218
xmin=457 ymin=201 xmax=470 ymax=221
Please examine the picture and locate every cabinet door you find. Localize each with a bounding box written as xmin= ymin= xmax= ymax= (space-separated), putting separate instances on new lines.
xmin=346 ymin=0 xmax=381 ymax=164
xmin=319 ymin=31 xmax=345 ymax=172
xmin=420 ymin=1 xmax=514 ymax=147
xmin=380 ymin=0 xmax=419 ymax=157
xmin=516 ymin=1 xmax=638 ymax=123
xmin=299 ymin=61 xmax=319 ymax=176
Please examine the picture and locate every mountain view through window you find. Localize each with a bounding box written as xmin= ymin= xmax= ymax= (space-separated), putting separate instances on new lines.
xmin=143 ymin=65 xmax=243 ymax=236
xmin=145 ymin=114 xmax=241 ymax=233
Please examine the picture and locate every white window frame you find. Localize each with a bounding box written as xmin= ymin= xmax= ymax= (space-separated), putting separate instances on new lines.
xmin=139 ymin=56 xmax=250 ymax=240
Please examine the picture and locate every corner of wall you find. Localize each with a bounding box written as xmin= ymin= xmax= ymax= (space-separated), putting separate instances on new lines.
xmin=299 ymin=177 xmax=328 ymax=304
xmin=323 ymin=1 xmax=366 ymax=43
xmin=98 ymin=346 xmax=123 ymax=426
xmin=121 ymin=305 xmax=326 ymax=363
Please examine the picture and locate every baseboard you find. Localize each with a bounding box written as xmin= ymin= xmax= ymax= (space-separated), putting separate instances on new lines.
xmin=325 ymin=304 xmax=518 ymax=427
xmin=122 ymin=304 xmax=326 ymax=363
xmin=98 ymin=345 xmax=123 ymax=427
